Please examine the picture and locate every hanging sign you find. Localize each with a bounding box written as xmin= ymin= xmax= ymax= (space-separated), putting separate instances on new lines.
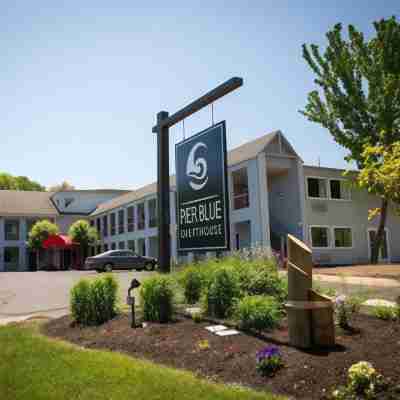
xmin=175 ymin=121 xmax=230 ymax=252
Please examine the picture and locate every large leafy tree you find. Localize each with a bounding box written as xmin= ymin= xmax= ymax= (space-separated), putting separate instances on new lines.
xmin=301 ymin=17 xmax=400 ymax=263
xmin=27 ymin=220 xmax=60 ymax=266
xmin=68 ymin=220 xmax=99 ymax=259
xmin=0 ymin=172 xmax=45 ymax=191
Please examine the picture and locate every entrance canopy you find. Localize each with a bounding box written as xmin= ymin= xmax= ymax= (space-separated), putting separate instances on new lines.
xmin=42 ymin=234 xmax=77 ymax=249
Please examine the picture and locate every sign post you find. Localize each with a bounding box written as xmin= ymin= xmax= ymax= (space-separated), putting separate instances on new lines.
xmin=175 ymin=122 xmax=230 ymax=252
xmin=153 ymin=77 xmax=243 ymax=272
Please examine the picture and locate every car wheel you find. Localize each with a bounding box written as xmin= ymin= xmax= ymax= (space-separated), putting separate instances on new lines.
xmin=104 ymin=263 xmax=113 ymax=273
xmin=144 ymin=262 xmax=155 ymax=271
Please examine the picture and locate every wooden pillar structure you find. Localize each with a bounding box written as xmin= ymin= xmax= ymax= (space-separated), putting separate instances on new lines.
xmin=285 ymin=234 xmax=335 ymax=348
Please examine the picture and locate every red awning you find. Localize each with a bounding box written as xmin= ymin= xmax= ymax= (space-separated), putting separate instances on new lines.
xmin=42 ymin=234 xmax=77 ymax=249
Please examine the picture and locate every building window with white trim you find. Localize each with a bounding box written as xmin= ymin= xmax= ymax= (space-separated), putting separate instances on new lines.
xmin=330 ymin=179 xmax=351 ymax=200
xmin=128 ymin=240 xmax=135 ymax=252
xmin=137 ymin=203 xmax=145 ymax=230
xmin=118 ymin=210 xmax=125 ymax=234
xmin=307 ymin=177 xmax=327 ymax=199
xmin=5 ymin=219 xmax=19 ymax=241
xmin=4 ymin=247 xmax=19 ymax=270
xmin=110 ymin=213 xmax=116 ymax=236
xmin=103 ymin=215 xmax=108 ymax=237
xmin=232 ymin=168 xmax=249 ymax=209
xmin=310 ymin=226 xmax=330 ymax=248
xmin=127 ymin=206 xmax=134 ymax=232
xmin=148 ymin=199 xmax=157 ymax=228
xmin=334 ymin=227 xmax=352 ymax=248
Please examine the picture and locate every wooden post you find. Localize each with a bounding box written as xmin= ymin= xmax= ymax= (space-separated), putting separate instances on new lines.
xmin=153 ymin=78 xmax=243 ymax=272
xmin=157 ymin=111 xmax=171 ymax=273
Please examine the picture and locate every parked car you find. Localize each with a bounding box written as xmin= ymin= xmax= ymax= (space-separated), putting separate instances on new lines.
xmin=85 ymin=250 xmax=157 ymax=272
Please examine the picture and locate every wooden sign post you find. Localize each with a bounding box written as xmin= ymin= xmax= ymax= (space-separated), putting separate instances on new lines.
xmin=153 ymin=77 xmax=243 ymax=273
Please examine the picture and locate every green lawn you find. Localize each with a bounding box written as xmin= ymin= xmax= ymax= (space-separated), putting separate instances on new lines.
xmin=0 ymin=323 xmax=284 ymax=400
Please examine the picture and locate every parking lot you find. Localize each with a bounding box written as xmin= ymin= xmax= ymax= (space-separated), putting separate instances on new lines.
xmin=0 ymin=270 xmax=155 ymax=318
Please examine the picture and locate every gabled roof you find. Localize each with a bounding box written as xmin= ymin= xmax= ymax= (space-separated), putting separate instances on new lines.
xmin=91 ymin=130 xmax=282 ymax=216
xmin=0 ymin=190 xmax=58 ymax=217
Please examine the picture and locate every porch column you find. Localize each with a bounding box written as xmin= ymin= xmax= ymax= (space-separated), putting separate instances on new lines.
xmin=257 ymin=153 xmax=271 ymax=248
xmin=296 ymin=159 xmax=307 ymax=240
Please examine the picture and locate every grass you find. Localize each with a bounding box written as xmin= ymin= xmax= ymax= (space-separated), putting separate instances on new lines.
xmin=0 ymin=323 xmax=284 ymax=400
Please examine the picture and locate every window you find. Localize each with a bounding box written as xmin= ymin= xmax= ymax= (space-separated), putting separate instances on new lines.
xmin=138 ymin=238 xmax=146 ymax=256
xmin=110 ymin=213 xmax=116 ymax=236
xmin=104 ymin=243 xmax=109 ymax=252
xmin=330 ymin=179 xmax=350 ymax=200
xmin=4 ymin=247 xmax=19 ymax=269
xmin=96 ymin=245 xmax=101 ymax=254
xmin=103 ymin=215 xmax=108 ymax=237
xmin=89 ymin=220 xmax=94 ymax=227
xmin=148 ymin=199 xmax=157 ymax=228
xmin=137 ymin=203 xmax=145 ymax=230
xmin=127 ymin=206 xmax=135 ymax=232
xmin=111 ymin=243 xmax=116 ymax=250
xmin=128 ymin=240 xmax=135 ymax=252
xmin=5 ymin=219 xmax=19 ymax=241
xmin=310 ymin=226 xmax=330 ymax=248
xmin=307 ymin=177 xmax=328 ymax=198
xmin=232 ymin=168 xmax=249 ymax=209
xmin=118 ymin=209 xmax=125 ymax=234
xmin=118 ymin=241 xmax=125 ymax=249
xmin=96 ymin=218 xmax=101 ymax=236
xmin=334 ymin=227 xmax=352 ymax=248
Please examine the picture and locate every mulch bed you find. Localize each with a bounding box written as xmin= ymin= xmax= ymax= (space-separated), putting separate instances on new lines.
xmin=42 ymin=314 xmax=400 ymax=400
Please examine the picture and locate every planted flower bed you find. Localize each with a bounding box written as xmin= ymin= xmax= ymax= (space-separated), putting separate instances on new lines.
xmin=43 ymin=312 xmax=400 ymax=400
xmin=45 ymin=252 xmax=400 ymax=399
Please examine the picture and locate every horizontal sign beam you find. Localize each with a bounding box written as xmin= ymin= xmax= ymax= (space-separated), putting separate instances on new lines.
xmin=152 ymin=77 xmax=243 ymax=133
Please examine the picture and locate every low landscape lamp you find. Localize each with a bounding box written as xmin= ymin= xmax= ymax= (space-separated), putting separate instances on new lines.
xmin=127 ymin=278 xmax=141 ymax=328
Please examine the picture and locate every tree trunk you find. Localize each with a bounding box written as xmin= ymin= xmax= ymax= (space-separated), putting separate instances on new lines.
xmin=371 ymin=198 xmax=388 ymax=264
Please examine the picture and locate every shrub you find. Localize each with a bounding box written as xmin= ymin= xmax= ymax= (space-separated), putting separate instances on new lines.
xmin=180 ymin=267 xmax=204 ymax=304
xmin=90 ymin=275 xmax=119 ymax=324
xmin=140 ymin=276 xmax=175 ymax=323
xmin=372 ymin=305 xmax=397 ymax=321
xmin=70 ymin=279 xmax=93 ymax=325
xmin=256 ymin=346 xmax=284 ymax=376
xmin=203 ymin=267 xmax=240 ymax=319
xmin=235 ymin=260 xmax=288 ymax=304
xmin=235 ymin=295 xmax=282 ymax=331
xmin=70 ymin=275 xmax=119 ymax=326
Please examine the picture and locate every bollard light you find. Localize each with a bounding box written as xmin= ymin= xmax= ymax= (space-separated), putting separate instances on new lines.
xmin=127 ymin=278 xmax=141 ymax=328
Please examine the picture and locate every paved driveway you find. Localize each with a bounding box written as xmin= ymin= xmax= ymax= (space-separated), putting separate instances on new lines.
xmin=0 ymin=270 xmax=155 ymax=318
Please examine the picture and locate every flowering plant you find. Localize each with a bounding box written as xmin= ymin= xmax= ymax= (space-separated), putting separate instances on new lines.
xmin=348 ymin=362 xmax=377 ymax=394
xmin=256 ymin=346 xmax=283 ymax=376
xmin=332 ymin=361 xmax=388 ymax=399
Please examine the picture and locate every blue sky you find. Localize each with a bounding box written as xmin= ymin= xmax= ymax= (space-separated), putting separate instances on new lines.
xmin=1 ymin=1 xmax=398 ymax=189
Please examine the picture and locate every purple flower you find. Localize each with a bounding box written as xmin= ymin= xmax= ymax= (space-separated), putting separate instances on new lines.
xmin=256 ymin=346 xmax=280 ymax=362
xmin=335 ymin=295 xmax=346 ymax=306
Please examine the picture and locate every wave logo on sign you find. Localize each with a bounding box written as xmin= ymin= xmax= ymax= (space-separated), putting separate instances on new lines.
xmin=186 ymin=142 xmax=208 ymax=191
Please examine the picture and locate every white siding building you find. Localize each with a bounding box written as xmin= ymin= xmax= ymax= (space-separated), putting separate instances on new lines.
xmin=89 ymin=131 xmax=400 ymax=266
xmin=2 ymin=130 xmax=400 ymax=271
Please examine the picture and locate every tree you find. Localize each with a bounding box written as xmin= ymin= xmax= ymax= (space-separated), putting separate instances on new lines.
xmin=68 ymin=220 xmax=99 ymax=260
xmin=0 ymin=172 xmax=45 ymax=191
xmin=301 ymin=17 xmax=400 ymax=263
xmin=48 ymin=181 xmax=76 ymax=192
xmin=27 ymin=220 xmax=59 ymax=266
xmin=356 ymin=143 xmax=400 ymax=252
